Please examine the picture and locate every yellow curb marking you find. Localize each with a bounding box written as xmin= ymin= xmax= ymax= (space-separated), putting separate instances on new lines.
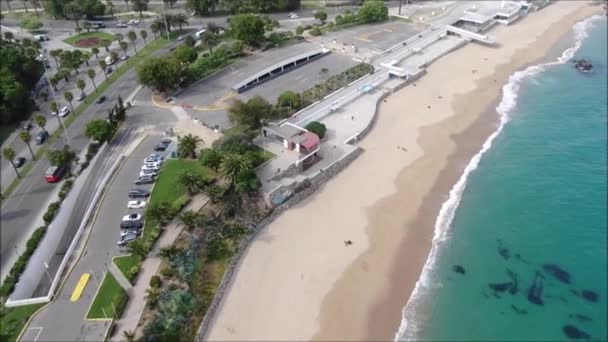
xmin=70 ymin=273 xmax=91 ymax=302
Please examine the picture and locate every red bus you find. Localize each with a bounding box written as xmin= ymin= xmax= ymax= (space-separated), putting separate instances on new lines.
xmin=45 ymin=165 xmax=66 ymax=183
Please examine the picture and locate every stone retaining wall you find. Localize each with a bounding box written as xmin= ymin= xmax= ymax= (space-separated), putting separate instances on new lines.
xmin=194 ymin=146 xmax=364 ymax=341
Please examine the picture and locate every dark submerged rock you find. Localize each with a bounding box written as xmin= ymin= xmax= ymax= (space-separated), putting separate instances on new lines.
xmin=497 ymin=240 xmax=511 ymax=260
xmin=569 ymin=314 xmax=592 ymax=323
xmin=562 ymin=325 xmax=590 ymax=340
xmin=573 ymin=59 xmax=593 ymax=73
xmin=452 ymin=265 xmax=466 ymax=275
xmin=527 ymin=271 xmax=545 ymax=306
xmin=511 ymin=305 xmax=528 ymax=315
xmin=489 ymin=282 xmax=512 ymax=293
xmin=543 ymin=263 xmax=571 ymax=284
xmin=581 ymin=290 xmax=598 ymax=303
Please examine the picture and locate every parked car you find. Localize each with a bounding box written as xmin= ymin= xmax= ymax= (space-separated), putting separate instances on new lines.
xmin=77 ymin=92 xmax=86 ymax=101
xmin=127 ymin=200 xmax=146 ymax=209
xmin=120 ymin=228 xmax=142 ymax=238
xmin=127 ymin=19 xmax=140 ymax=25
xmin=22 ymin=121 xmax=33 ymax=131
xmin=105 ymin=55 xmax=115 ymax=65
xmin=288 ymin=12 xmax=299 ymax=19
xmin=161 ymin=138 xmax=172 ymax=145
xmin=58 ymin=106 xmax=70 ymax=117
xmin=141 ymin=164 xmax=160 ymax=172
xmin=120 ymin=220 xmax=143 ymax=229
xmin=153 ymin=144 xmax=167 ymax=152
xmin=117 ymin=233 xmax=139 ymax=246
xmin=36 ymin=131 xmax=49 ymax=145
xmin=144 ymin=154 xmax=164 ymax=163
xmin=134 ymin=175 xmax=155 ymax=185
xmin=139 ymin=169 xmax=158 ymax=178
xmin=144 ymin=160 xmax=163 ymax=168
xmin=106 ymin=66 xmax=113 ymax=74
xmin=120 ymin=55 xmax=129 ymax=61
xmin=15 ymin=157 xmax=26 ymax=168
xmin=122 ymin=213 xmax=142 ymax=222
xmin=96 ymin=95 xmax=106 ymax=104
xmin=128 ymin=188 xmax=150 ymax=198
xmin=34 ymin=34 xmax=49 ymax=41
xmin=116 ymin=22 xmax=128 ymax=28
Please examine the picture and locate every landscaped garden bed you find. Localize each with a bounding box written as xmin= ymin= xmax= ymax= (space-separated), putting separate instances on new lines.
xmin=63 ymin=32 xmax=116 ymax=48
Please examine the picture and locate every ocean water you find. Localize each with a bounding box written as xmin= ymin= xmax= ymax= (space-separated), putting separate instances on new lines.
xmin=397 ymin=16 xmax=607 ymax=341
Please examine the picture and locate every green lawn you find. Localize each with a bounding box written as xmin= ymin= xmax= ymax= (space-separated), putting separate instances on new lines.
xmin=87 ymin=272 xmax=128 ymax=319
xmin=113 ymin=254 xmax=142 ymax=285
xmin=63 ymin=31 xmax=117 ymax=48
xmin=0 ymin=303 xmax=45 ymax=342
xmin=1 ymin=36 xmax=171 ymax=202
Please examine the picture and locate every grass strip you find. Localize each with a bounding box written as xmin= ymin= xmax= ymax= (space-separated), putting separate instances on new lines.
xmin=1 ymin=36 xmax=170 ymax=202
xmin=0 ymin=303 xmax=45 ymax=342
xmin=86 ymin=272 xmax=127 ymax=319
xmin=113 ymin=254 xmax=141 ymax=285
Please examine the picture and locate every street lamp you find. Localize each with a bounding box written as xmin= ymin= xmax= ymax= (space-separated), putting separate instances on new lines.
xmin=41 ymin=260 xmax=53 ymax=283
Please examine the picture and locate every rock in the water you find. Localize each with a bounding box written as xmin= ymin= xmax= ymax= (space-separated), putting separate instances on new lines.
xmin=511 ymin=305 xmax=528 ymax=315
xmin=581 ymin=290 xmax=598 ymax=303
xmin=569 ymin=314 xmax=592 ymax=323
xmin=489 ymin=282 xmax=512 ymax=293
xmin=562 ymin=325 xmax=590 ymax=340
xmin=543 ymin=263 xmax=571 ymax=284
xmin=453 ymin=265 xmax=466 ymax=275
xmin=528 ymin=271 xmax=544 ymax=306
xmin=497 ymin=240 xmax=511 ymax=260
xmin=573 ymin=59 xmax=593 ymax=73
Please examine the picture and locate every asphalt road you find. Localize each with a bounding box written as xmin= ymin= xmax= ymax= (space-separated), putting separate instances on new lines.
xmin=0 ymin=36 xmax=182 ymax=280
xmin=23 ymin=134 xmax=173 ymax=342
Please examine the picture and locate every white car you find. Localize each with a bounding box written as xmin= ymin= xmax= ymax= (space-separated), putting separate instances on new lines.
xmin=139 ymin=169 xmax=158 ymax=178
xmin=141 ymin=164 xmax=160 ymax=172
xmin=120 ymin=228 xmax=142 ymax=238
xmin=127 ymin=200 xmax=146 ymax=209
xmin=128 ymin=19 xmax=140 ymax=25
xmin=289 ymin=13 xmax=299 ymax=19
xmin=144 ymin=160 xmax=163 ymax=168
xmin=122 ymin=213 xmax=142 ymax=222
xmin=144 ymin=155 xmax=164 ymax=163
xmin=52 ymin=106 xmax=70 ymax=117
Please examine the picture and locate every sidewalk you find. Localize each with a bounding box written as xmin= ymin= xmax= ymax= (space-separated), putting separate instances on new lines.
xmin=110 ymin=194 xmax=209 ymax=340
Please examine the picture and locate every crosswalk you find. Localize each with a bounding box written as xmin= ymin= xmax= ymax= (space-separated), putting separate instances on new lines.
xmin=129 ymin=99 xmax=155 ymax=107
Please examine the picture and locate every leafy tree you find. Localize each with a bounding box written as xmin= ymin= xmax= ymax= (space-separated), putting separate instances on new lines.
xmin=199 ymin=148 xmax=223 ymax=171
xmin=207 ymin=238 xmax=233 ymax=261
xmin=87 ymin=68 xmax=97 ymax=90
xmin=235 ymin=169 xmax=260 ymax=193
xmin=177 ymin=134 xmax=203 ymax=159
xmin=358 ymin=0 xmax=388 ymax=23
xmin=227 ymin=96 xmax=273 ymax=129
xmin=19 ymin=130 xmax=36 ymax=160
xmin=126 ymin=239 xmax=148 ymax=258
xmin=201 ymin=31 xmax=218 ymax=53
xmin=20 ymin=14 xmax=43 ymax=30
xmin=115 ymin=32 xmax=124 ymax=42
xmin=3 ymin=31 xmax=14 ymax=41
xmin=229 ymin=14 xmax=265 ymax=46
xmin=63 ymin=1 xmax=84 ymax=27
xmin=91 ymin=47 xmax=99 ymax=59
xmin=76 ymin=78 xmax=86 ymax=95
xmin=127 ymin=30 xmax=138 ymax=55
xmin=131 ymin=0 xmax=148 ymax=17
xmin=49 ymin=100 xmax=59 ymax=114
xmin=157 ymin=245 xmax=181 ymax=261
xmin=140 ymin=29 xmax=148 ymax=44
xmin=99 ymin=59 xmax=108 ymax=80
xmin=85 ymin=119 xmax=114 ymax=142
xmin=204 ymin=183 xmax=225 ymax=203
xmin=183 ymin=34 xmax=195 ymax=47
xmin=35 ymin=114 xmax=47 ymax=134
xmin=2 ymin=147 xmax=21 ymax=178
xmin=46 ymin=145 xmax=77 ymax=173
xmin=315 ymin=10 xmax=327 ymax=24
xmin=295 ymin=25 xmax=304 ymax=35
xmin=305 ymin=121 xmax=326 ymax=139
xmin=119 ymin=41 xmax=129 ymax=58
xmin=172 ymin=13 xmax=188 ymax=32
xmin=146 ymin=201 xmax=176 ymax=225
xmin=187 ymin=0 xmax=218 ymax=15
xmin=136 ymin=57 xmax=182 ymax=93
xmin=101 ymin=39 xmax=111 ymax=52
xmin=179 ymin=210 xmax=199 ymax=231
xmin=220 ymin=153 xmax=252 ymax=186
xmin=309 ymin=26 xmax=321 ymax=36
xmin=176 ymin=170 xmax=205 ymax=195
xmin=172 ymin=45 xmax=197 ymax=64
xmin=83 ymin=21 xmax=92 ymax=32
xmin=64 ymin=91 xmax=74 ymax=112
xmin=150 ymin=21 xmax=160 ymax=38
xmin=145 ymin=286 xmax=161 ymax=308
xmin=107 ymin=0 xmax=115 ymax=17
xmin=163 ymin=0 xmax=177 ymax=8
xmin=277 ymin=90 xmax=301 ymax=109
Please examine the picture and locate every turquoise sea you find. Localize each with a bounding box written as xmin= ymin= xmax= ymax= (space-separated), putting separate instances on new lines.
xmin=397 ymin=16 xmax=607 ymax=341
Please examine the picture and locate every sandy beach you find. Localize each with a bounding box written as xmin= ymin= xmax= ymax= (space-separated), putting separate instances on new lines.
xmin=206 ymin=2 xmax=603 ymax=341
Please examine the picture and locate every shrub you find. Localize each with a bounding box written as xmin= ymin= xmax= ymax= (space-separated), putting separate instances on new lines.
xmin=358 ymin=0 xmax=389 ymax=23
xmin=303 ymin=24 xmax=312 ymax=30
xmin=295 ymin=25 xmax=304 ymax=35
xmin=172 ymin=194 xmax=191 ymax=213
xmin=277 ymin=90 xmax=301 ymax=109
xmin=309 ymin=26 xmax=322 ymax=36
xmin=305 ymin=121 xmax=327 ymax=139
xmin=150 ymin=275 xmax=162 ymax=288
xmin=207 ymin=238 xmax=234 ymax=261
xmin=127 ymin=265 xmax=140 ymax=282
xmin=0 ymin=226 xmax=47 ymax=297
xmin=160 ymin=266 xmax=176 ymax=278
xmin=61 ymin=179 xmax=74 ymax=193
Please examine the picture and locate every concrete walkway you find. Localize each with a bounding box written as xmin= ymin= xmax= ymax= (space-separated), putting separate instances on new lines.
xmin=110 ymin=194 xmax=209 ymax=340
xmin=109 ymin=261 xmax=133 ymax=290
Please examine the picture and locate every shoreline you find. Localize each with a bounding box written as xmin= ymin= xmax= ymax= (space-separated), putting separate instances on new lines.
xmin=205 ymin=2 xmax=604 ymax=341
xmin=313 ymin=3 xmax=605 ymax=341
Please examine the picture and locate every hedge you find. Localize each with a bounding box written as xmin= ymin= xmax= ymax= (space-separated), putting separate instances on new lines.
xmin=0 ymin=227 xmax=47 ymax=297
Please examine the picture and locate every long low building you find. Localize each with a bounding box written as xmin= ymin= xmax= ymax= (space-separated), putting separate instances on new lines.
xmin=232 ymin=48 xmax=331 ymax=93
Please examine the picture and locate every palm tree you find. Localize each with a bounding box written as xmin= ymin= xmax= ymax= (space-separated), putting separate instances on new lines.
xmin=145 ymin=287 xmax=161 ymax=308
xmin=64 ymin=91 xmax=74 ymax=112
xmin=150 ymin=22 xmax=160 ymax=38
xmin=157 ymin=245 xmax=180 ymax=261
xmin=201 ymin=31 xmax=218 ymax=53
xmin=91 ymin=47 xmax=99 ymax=59
xmin=146 ymin=201 xmax=175 ymax=225
xmin=49 ymin=49 xmax=62 ymax=67
xmin=107 ymin=0 xmax=115 ymax=18
xmin=179 ymin=210 xmax=199 ymax=231
xmin=101 ymin=39 xmax=111 ymax=52
xmin=19 ymin=131 xmax=35 ymax=160
xmin=76 ymin=78 xmax=86 ymax=96
xmin=2 ymin=148 xmax=20 ymax=179
xmin=173 ymin=13 xmax=188 ymax=32
xmin=99 ymin=60 xmax=108 ymax=80
xmin=177 ymin=134 xmax=202 ymax=159
xmin=119 ymin=41 xmax=129 ymax=58
xmin=205 ymin=184 xmax=225 ymax=203
xmin=115 ymin=32 xmax=124 ymax=42
xmin=126 ymin=239 xmax=148 ymax=258
xmin=87 ymin=69 xmax=97 ymax=91
xmin=177 ymin=171 xmax=204 ymax=195
xmin=220 ymin=153 xmax=251 ymax=187
xmin=122 ymin=330 xmax=135 ymax=342
xmin=35 ymin=114 xmax=47 ymax=134
xmin=3 ymin=31 xmax=14 ymax=42
xmin=139 ymin=30 xmax=148 ymax=44
xmin=49 ymin=76 xmax=59 ymax=91
xmin=127 ymin=30 xmax=138 ymax=55
xmin=49 ymin=101 xmax=59 ymax=115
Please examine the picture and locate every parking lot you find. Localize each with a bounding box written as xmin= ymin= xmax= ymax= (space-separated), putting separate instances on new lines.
xmin=175 ymin=41 xmax=357 ymax=129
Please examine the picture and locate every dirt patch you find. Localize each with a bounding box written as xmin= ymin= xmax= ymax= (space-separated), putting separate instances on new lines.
xmin=75 ymin=37 xmax=106 ymax=47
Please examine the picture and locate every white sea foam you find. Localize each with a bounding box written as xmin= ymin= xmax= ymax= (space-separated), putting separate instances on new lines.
xmin=394 ymin=14 xmax=604 ymax=342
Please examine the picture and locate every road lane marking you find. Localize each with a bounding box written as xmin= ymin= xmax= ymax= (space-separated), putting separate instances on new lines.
xmin=26 ymin=327 xmax=43 ymax=342
xmin=70 ymin=272 xmax=90 ymax=302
